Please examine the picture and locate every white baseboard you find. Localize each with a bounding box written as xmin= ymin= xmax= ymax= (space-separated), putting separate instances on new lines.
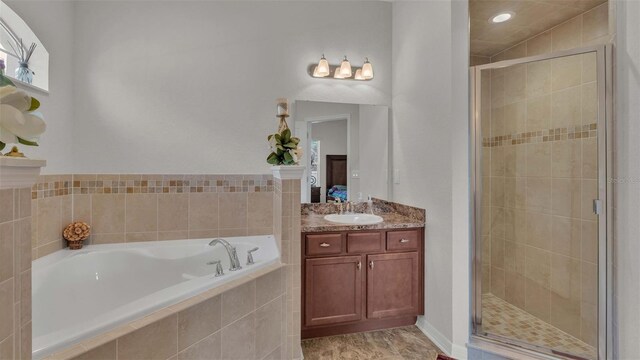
xmin=451 ymin=342 xmax=469 ymax=359
xmin=415 ymin=317 xmax=469 ymax=359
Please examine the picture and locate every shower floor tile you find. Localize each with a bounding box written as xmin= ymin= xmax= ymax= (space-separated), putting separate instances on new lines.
xmin=482 ymin=294 xmax=596 ymax=359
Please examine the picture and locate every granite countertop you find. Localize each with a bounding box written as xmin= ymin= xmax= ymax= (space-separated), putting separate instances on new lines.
xmin=301 ymin=212 xmax=425 ymax=232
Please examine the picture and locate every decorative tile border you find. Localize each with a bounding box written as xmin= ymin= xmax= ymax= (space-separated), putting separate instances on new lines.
xmin=32 ymin=175 xmax=72 ymax=199
xmin=482 ymin=123 xmax=597 ymax=148
xmin=32 ymin=174 xmax=274 ymax=199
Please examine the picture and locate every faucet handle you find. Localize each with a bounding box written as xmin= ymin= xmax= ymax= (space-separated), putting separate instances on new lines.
xmin=247 ymin=247 xmax=259 ymax=265
xmin=207 ymin=260 xmax=225 ymax=277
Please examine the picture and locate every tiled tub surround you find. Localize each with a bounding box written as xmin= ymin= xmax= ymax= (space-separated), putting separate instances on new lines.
xmin=33 ymin=235 xmax=280 ymax=359
xmin=0 ymin=187 xmax=33 ymax=360
xmin=31 ymin=174 xmax=274 ymax=259
xmin=479 ymin=51 xmax=599 ymax=354
xmin=30 ymin=171 xmax=305 ymax=359
xmin=273 ymin=177 xmax=303 ymax=360
xmin=45 ymin=263 xmax=286 ymax=360
xmin=301 ymin=199 xmax=426 ymax=232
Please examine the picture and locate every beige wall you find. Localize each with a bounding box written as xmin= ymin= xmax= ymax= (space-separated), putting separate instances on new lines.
xmin=0 ymin=187 xmax=33 ymax=360
xmin=481 ymin=48 xmax=600 ymax=347
xmin=31 ymin=174 xmax=274 ymax=260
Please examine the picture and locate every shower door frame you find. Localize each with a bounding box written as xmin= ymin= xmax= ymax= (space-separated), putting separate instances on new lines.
xmin=470 ymin=44 xmax=613 ymax=360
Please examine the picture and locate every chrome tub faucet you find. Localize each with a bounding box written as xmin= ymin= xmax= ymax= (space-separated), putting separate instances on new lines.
xmin=208 ymin=238 xmax=242 ymax=271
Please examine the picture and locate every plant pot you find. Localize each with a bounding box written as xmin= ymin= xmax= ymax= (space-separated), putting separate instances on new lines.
xmin=67 ymin=240 xmax=84 ymax=250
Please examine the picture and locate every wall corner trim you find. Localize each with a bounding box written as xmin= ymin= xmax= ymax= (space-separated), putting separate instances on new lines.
xmin=271 ymin=165 xmax=305 ymax=180
xmin=0 ymin=156 xmax=46 ymax=189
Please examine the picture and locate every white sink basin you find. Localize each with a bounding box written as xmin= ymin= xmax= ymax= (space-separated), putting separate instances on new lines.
xmin=324 ymin=213 xmax=384 ymax=225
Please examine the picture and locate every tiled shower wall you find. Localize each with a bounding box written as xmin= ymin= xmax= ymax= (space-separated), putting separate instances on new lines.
xmin=31 ymin=174 xmax=274 ymax=259
xmin=479 ymin=1 xmax=608 ymax=347
xmin=490 ymin=3 xmax=609 ymax=62
xmin=0 ymin=187 xmax=32 ymax=360
xmin=480 ymin=29 xmax=603 ymax=349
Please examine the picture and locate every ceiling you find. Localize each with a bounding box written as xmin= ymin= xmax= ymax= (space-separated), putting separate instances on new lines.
xmin=470 ymin=0 xmax=607 ymax=57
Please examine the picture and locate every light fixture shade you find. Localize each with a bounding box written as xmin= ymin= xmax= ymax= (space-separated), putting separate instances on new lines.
xmin=313 ymin=66 xmax=321 ymax=78
xmin=354 ymin=69 xmax=364 ymax=80
xmin=317 ymin=55 xmax=330 ymax=77
xmin=334 ymin=68 xmax=345 ymax=79
xmin=362 ymin=58 xmax=373 ymax=79
xmin=339 ymin=56 xmax=352 ymax=77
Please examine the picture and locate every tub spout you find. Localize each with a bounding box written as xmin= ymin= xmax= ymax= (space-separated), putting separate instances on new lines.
xmin=208 ymin=238 xmax=242 ymax=271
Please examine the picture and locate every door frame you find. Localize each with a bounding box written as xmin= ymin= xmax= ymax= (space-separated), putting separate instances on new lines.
xmin=303 ymin=114 xmax=351 ymax=202
xmin=470 ymin=44 xmax=613 ymax=359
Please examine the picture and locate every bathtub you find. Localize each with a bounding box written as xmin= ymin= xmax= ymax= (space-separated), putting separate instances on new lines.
xmin=32 ymin=235 xmax=280 ymax=359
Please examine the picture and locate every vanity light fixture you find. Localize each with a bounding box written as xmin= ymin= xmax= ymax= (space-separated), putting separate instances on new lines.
xmin=361 ymin=57 xmax=373 ymax=79
xmin=314 ymin=54 xmax=330 ymax=77
xmin=490 ymin=11 xmax=514 ymax=23
xmin=339 ymin=56 xmax=352 ymax=77
xmin=308 ymin=55 xmax=374 ymax=81
xmin=354 ymin=69 xmax=364 ymax=80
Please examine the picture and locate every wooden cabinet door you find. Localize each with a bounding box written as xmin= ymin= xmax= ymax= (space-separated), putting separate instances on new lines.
xmin=366 ymin=252 xmax=419 ymax=319
xmin=304 ymin=256 xmax=363 ymax=327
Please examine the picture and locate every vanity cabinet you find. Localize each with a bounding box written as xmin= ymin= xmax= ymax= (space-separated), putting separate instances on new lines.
xmin=304 ymin=256 xmax=363 ymax=327
xmin=366 ymin=252 xmax=420 ymax=319
xmin=302 ymin=228 xmax=424 ymax=338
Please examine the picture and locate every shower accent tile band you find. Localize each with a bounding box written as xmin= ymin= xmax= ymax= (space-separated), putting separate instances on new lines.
xmin=482 ymin=123 xmax=597 ymax=148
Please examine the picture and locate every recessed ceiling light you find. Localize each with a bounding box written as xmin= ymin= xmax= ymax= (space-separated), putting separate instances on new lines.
xmin=490 ymin=12 xmax=514 ymax=23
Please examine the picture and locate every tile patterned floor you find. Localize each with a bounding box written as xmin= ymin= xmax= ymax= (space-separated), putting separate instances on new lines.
xmin=301 ymin=326 xmax=445 ymax=360
xmin=482 ymin=294 xmax=596 ymax=359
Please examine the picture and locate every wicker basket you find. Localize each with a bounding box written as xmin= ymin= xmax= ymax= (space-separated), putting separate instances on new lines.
xmin=67 ymin=240 xmax=84 ymax=250
xmin=63 ymin=221 xmax=91 ymax=250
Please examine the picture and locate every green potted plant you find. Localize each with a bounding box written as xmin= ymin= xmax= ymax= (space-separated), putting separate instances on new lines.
xmin=266 ymin=128 xmax=303 ymax=165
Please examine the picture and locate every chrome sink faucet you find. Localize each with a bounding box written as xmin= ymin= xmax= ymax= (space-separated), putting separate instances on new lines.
xmin=335 ymin=198 xmax=344 ymax=214
xmin=208 ymin=238 xmax=242 ymax=271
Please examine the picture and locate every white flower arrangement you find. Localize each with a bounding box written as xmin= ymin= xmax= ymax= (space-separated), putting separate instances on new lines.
xmin=0 ymin=73 xmax=46 ymax=152
xmin=266 ymin=128 xmax=303 ymax=166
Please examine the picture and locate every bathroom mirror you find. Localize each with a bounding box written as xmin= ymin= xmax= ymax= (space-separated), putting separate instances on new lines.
xmin=293 ymin=100 xmax=389 ymax=203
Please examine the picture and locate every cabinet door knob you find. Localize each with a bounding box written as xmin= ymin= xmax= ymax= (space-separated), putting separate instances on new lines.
xmin=399 ymin=239 xmax=410 ymax=243
xmin=357 ymin=261 xmax=362 ymax=270
xmin=319 ymin=242 xmax=330 ymax=247
xmin=369 ymin=261 xmax=374 ymax=269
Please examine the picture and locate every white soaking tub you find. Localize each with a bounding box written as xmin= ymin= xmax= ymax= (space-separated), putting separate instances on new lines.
xmin=32 ymin=235 xmax=280 ymax=359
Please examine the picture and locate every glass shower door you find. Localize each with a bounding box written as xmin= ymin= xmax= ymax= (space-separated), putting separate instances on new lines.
xmin=472 ymin=46 xmax=610 ymax=360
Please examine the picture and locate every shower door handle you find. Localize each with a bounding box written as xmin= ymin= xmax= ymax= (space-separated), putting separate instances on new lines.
xmin=593 ymin=199 xmax=602 ymax=215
